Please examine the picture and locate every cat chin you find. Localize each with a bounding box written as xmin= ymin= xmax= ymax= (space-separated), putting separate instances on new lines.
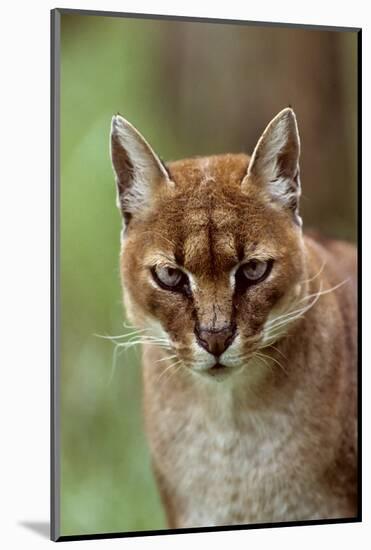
xmin=189 ymin=355 xmax=273 ymax=388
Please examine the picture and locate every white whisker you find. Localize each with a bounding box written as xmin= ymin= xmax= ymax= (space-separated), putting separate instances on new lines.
xmin=267 ymin=294 xmax=320 ymax=332
xmin=261 ymin=351 xmax=287 ymax=375
xmin=155 ymin=354 xmax=178 ymax=363
xmin=265 ymin=277 xmax=348 ymax=336
xmin=298 ymin=278 xmax=349 ymax=303
xmin=99 ymin=323 xmax=173 ymax=384
xmin=300 ymin=260 xmax=326 ymax=286
xmin=254 ymin=353 xmax=270 ymax=369
xmin=156 ymin=360 xmax=183 ymax=383
xmin=94 ymin=328 xmax=150 ymax=341
xmin=260 ymin=343 xmax=288 ymax=361
xmin=265 ymin=280 xmax=325 ymax=331
xmin=106 ymin=343 xmax=120 ymax=386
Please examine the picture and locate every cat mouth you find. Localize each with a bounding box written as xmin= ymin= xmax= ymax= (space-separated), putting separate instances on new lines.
xmin=192 ymin=361 xmax=243 ymax=381
xmin=205 ymin=362 xmax=238 ymax=380
xmin=209 ymin=362 xmax=228 ymax=373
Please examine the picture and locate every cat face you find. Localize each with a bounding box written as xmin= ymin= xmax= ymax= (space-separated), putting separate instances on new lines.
xmin=111 ymin=109 xmax=306 ymax=381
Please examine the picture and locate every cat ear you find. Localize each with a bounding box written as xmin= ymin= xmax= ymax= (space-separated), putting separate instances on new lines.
xmin=242 ymin=108 xmax=302 ymax=225
xmin=110 ymin=115 xmax=172 ymax=225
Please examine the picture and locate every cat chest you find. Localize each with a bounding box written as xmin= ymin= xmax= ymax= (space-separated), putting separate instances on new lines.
xmin=149 ymin=407 xmax=321 ymax=526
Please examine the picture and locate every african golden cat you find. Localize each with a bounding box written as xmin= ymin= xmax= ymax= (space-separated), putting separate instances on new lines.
xmin=110 ymin=108 xmax=357 ymax=528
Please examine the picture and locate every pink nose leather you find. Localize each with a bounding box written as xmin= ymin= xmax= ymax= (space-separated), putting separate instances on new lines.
xmin=195 ymin=326 xmax=236 ymax=357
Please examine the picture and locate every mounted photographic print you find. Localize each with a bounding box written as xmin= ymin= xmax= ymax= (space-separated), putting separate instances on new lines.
xmin=51 ymin=8 xmax=361 ymax=542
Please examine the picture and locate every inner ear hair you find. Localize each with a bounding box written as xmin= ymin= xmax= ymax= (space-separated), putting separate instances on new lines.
xmin=110 ymin=115 xmax=172 ymax=225
xmin=243 ymin=108 xmax=302 ymax=224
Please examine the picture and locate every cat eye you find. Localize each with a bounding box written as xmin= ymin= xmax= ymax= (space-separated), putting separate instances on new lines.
xmin=151 ymin=265 xmax=189 ymax=292
xmin=235 ymin=259 xmax=273 ymax=290
xmin=242 ymin=260 xmax=270 ymax=281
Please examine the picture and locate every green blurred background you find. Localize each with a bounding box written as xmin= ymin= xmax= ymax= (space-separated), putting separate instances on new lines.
xmin=59 ymin=12 xmax=358 ymax=537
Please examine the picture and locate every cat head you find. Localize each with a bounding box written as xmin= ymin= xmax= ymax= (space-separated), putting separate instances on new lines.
xmin=110 ymin=109 xmax=306 ymax=382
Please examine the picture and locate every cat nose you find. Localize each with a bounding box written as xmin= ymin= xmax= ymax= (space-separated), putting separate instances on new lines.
xmin=195 ymin=325 xmax=236 ymax=357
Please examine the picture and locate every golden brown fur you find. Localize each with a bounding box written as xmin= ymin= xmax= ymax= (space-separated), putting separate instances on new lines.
xmin=110 ymin=109 xmax=357 ymax=528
